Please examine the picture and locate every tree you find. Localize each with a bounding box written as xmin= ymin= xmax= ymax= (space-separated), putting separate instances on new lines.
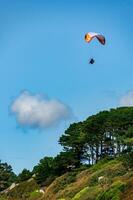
xmin=59 ymin=107 xmax=133 ymax=166
xmin=0 ymin=161 xmax=16 ymax=191
xmin=107 ymin=107 xmax=133 ymax=155
xmin=18 ymin=169 xmax=32 ymax=182
xmin=53 ymin=151 xmax=78 ymax=175
xmin=59 ymin=122 xmax=86 ymax=167
xmin=83 ymin=111 xmax=110 ymax=163
xmin=33 ymin=157 xmax=54 ymax=186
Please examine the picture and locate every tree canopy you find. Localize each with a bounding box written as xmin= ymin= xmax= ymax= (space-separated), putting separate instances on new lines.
xmin=0 ymin=161 xmax=17 ymax=191
xmin=0 ymin=107 xmax=133 ymax=190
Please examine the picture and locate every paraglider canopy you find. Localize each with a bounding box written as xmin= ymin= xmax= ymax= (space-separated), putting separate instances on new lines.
xmin=85 ymin=32 xmax=105 ymax=45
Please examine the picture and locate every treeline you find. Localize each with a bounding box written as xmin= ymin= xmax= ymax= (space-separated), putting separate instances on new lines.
xmin=0 ymin=107 xmax=133 ymax=190
xmin=59 ymin=107 xmax=133 ymax=165
xmin=0 ymin=161 xmax=17 ymax=191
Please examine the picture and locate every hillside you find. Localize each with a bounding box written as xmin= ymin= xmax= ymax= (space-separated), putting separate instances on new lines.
xmin=1 ymin=157 xmax=133 ymax=200
xmin=0 ymin=107 xmax=133 ymax=200
xmin=42 ymin=158 xmax=133 ymax=200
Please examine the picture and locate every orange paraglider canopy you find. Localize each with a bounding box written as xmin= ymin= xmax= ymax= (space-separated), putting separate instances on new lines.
xmin=85 ymin=32 xmax=105 ymax=45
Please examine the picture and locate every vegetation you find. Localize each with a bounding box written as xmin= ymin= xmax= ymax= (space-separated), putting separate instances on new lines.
xmin=0 ymin=107 xmax=133 ymax=199
xmin=42 ymin=158 xmax=132 ymax=200
xmin=0 ymin=161 xmax=17 ymax=191
xmin=17 ymin=169 xmax=32 ymax=183
xmin=5 ymin=179 xmax=39 ymax=200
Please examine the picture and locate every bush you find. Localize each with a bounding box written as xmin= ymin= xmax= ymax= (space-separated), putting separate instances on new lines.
xmin=121 ymin=152 xmax=133 ymax=169
xmin=72 ymin=187 xmax=89 ymax=200
xmin=72 ymin=186 xmax=102 ymax=200
xmin=29 ymin=190 xmax=42 ymax=200
xmin=0 ymin=198 xmax=8 ymax=200
xmin=53 ymin=172 xmax=77 ymax=194
xmin=7 ymin=179 xmax=39 ymax=200
xmin=96 ymin=181 xmax=127 ymax=200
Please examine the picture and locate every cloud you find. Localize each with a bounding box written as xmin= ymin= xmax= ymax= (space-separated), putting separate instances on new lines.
xmin=120 ymin=91 xmax=133 ymax=106
xmin=11 ymin=91 xmax=73 ymax=128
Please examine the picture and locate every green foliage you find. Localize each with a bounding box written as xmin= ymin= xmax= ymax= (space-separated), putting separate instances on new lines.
xmin=72 ymin=186 xmax=102 ymax=200
xmin=29 ymin=190 xmax=42 ymax=200
xmin=18 ymin=169 xmax=32 ymax=182
xmin=0 ymin=198 xmax=8 ymax=200
xmin=53 ymin=152 xmax=78 ymax=175
xmin=96 ymin=181 xmax=127 ymax=200
xmin=121 ymin=152 xmax=133 ymax=169
xmin=31 ymin=107 xmax=133 ymax=190
xmin=72 ymin=187 xmax=89 ymax=200
xmin=8 ymin=179 xmax=39 ymax=200
xmin=1 ymin=106 xmax=133 ymax=200
xmin=57 ymin=199 xmax=66 ymax=200
xmin=59 ymin=107 xmax=133 ymax=168
xmin=91 ymin=158 xmax=119 ymax=172
xmin=3 ymin=156 xmax=132 ymax=200
xmin=53 ymin=172 xmax=77 ymax=193
xmin=33 ymin=153 xmax=78 ymax=187
xmin=59 ymin=122 xmax=85 ymax=167
xmin=33 ymin=157 xmax=54 ymax=186
xmin=0 ymin=161 xmax=17 ymax=191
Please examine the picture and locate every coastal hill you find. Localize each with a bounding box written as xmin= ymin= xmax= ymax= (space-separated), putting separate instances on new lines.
xmin=0 ymin=107 xmax=133 ymax=200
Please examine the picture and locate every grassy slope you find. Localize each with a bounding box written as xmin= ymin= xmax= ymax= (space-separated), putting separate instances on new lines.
xmin=1 ymin=158 xmax=133 ymax=200
xmin=42 ymin=159 xmax=133 ymax=200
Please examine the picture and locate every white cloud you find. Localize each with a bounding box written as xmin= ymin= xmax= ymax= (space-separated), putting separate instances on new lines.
xmin=11 ymin=91 xmax=73 ymax=128
xmin=120 ymin=91 xmax=133 ymax=106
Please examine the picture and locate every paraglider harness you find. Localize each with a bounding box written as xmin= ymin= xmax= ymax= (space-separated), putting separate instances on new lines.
xmin=89 ymin=58 xmax=95 ymax=64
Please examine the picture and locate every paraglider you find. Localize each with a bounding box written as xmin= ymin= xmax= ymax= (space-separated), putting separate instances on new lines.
xmin=84 ymin=32 xmax=105 ymax=64
xmin=89 ymin=58 xmax=95 ymax=64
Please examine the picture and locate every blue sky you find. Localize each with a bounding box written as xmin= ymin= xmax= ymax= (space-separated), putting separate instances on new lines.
xmin=0 ymin=0 xmax=133 ymax=173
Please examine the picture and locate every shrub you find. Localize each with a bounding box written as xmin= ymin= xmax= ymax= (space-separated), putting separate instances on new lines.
xmin=29 ymin=190 xmax=42 ymax=200
xmin=121 ymin=152 xmax=133 ymax=170
xmin=96 ymin=181 xmax=127 ymax=200
xmin=7 ymin=179 xmax=39 ymax=200
xmin=72 ymin=186 xmax=102 ymax=200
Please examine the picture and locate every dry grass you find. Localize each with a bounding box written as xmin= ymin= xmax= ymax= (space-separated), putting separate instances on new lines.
xmin=42 ymin=169 xmax=93 ymax=200
xmin=42 ymin=159 xmax=133 ymax=200
xmin=121 ymin=177 xmax=133 ymax=200
xmin=2 ymin=159 xmax=132 ymax=200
